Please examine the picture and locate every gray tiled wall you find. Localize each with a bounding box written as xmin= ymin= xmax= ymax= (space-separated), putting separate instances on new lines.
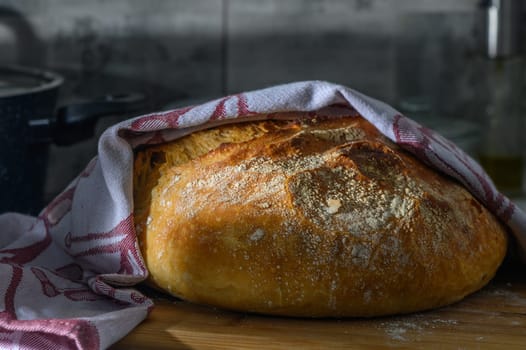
xmin=0 ymin=0 xmax=523 ymax=202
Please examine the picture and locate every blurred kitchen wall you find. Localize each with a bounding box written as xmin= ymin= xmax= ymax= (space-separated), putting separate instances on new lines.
xmin=0 ymin=0 xmax=523 ymax=200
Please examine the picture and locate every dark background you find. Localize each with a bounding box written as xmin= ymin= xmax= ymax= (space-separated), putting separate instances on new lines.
xmin=0 ymin=0 xmax=525 ymax=202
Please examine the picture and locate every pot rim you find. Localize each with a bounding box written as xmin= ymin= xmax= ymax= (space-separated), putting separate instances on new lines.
xmin=0 ymin=65 xmax=64 ymax=98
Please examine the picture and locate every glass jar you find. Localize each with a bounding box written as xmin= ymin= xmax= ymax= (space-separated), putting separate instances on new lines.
xmin=478 ymin=57 xmax=524 ymax=197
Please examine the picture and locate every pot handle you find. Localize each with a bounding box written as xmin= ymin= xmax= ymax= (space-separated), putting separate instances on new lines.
xmin=29 ymin=93 xmax=145 ymax=146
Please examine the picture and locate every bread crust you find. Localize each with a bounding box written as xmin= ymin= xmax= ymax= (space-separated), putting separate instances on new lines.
xmin=133 ymin=113 xmax=507 ymax=317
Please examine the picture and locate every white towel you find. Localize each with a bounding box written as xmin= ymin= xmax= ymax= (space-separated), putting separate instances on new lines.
xmin=1 ymin=81 xmax=524 ymax=349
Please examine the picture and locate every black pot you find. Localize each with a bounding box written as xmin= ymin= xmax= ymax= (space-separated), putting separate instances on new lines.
xmin=0 ymin=65 xmax=144 ymax=215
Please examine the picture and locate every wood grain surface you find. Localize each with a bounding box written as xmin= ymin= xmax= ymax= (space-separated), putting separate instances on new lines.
xmin=111 ymin=261 xmax=525 ymax=349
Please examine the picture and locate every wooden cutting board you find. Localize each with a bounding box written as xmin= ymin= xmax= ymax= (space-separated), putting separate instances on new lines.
xmin=111 ymin=262 xmax=525 ymax=349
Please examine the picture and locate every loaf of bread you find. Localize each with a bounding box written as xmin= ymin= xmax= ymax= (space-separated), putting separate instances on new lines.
xmin=133 ymin=112 xmax=507 ymax=317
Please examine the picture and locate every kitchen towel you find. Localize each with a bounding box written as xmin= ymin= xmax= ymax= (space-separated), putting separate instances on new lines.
xmin=1 ymin=81 xmax=524 ymax=349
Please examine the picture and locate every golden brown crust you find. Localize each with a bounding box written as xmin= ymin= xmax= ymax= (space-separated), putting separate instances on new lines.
xmin=133 ymin=113 xmax=508 ymax=317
